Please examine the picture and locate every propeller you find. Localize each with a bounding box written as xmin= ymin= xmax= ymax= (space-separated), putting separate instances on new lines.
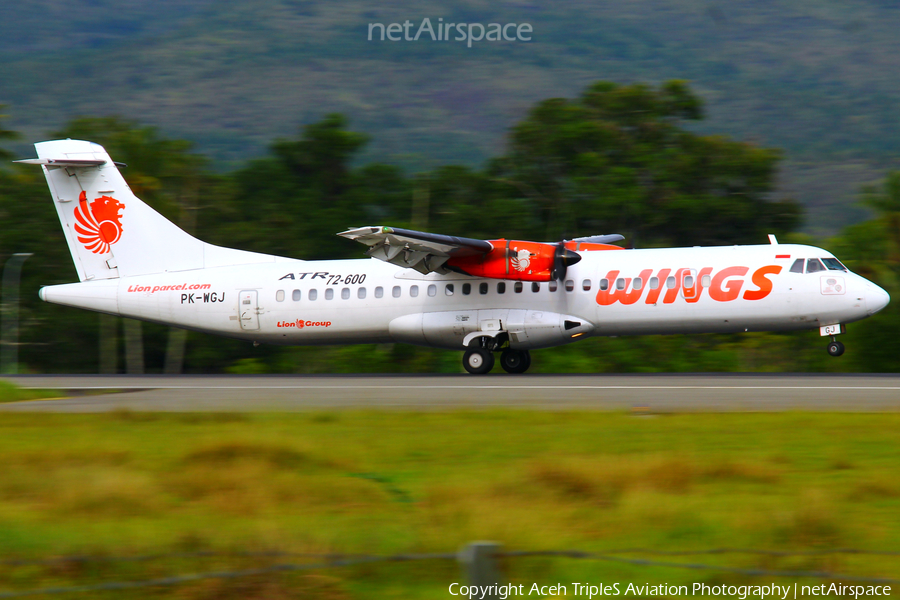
xmin=551 ymin=241 xmax=581 ymax=281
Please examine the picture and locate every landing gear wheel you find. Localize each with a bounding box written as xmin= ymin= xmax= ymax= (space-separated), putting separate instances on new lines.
xmin=500 ymin=349 xmax=531 ymax=374
xmin=827 ymin=340 xmax=845 ymax=357
xmin=463 ymin=348 xmax=495 ymax=374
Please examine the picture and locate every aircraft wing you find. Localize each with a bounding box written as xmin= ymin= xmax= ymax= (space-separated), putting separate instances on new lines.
xmin=338 ymin=226 xmax=494 ymax=274
xmin=569 ymin=234 xmax=625 ymax=245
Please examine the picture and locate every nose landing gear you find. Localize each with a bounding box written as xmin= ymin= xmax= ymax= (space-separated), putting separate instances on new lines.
xmin=827 ymin=339 xmax=845 ymax=357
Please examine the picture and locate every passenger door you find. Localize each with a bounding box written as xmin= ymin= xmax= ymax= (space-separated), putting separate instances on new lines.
xmin=239 ymin=290 xmax=260 ymax=330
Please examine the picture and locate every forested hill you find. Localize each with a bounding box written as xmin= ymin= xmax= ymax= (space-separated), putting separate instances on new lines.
xmin=3 ymin=0 xmax=900 ymax=233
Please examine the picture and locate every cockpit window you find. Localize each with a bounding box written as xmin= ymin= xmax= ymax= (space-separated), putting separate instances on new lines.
xmin=789 ymin=259 xmax=804 ymax=273
xmin=822 ymin=258 xmax=847 ymax=271
xmin=806 ymin=259 xmax=826 ymax=274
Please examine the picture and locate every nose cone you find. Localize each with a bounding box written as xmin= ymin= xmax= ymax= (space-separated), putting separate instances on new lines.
xmin=561 ymin=248 xmax=582 ymax=266
xmin=866 ymin=283 xmax=890 ymax=316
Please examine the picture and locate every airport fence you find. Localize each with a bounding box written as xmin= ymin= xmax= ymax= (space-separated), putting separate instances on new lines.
xmin=0 ymin=544 xmax=897 ymax=598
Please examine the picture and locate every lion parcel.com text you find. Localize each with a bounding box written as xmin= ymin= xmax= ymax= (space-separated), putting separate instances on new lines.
xmin=448 ymin=582 xmax=892 ymax=600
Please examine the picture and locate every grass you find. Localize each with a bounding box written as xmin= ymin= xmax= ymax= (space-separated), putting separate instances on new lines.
xmin=0 ymin=380 xmax=58 ymax=403
xmin=0 ymin=411 xmax=897 ymax=598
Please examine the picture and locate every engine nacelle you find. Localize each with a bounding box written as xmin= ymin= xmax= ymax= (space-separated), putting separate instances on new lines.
xmin=389 ymin=309 xmax=595 ymax=350
xmin=446 ymin=240 xmax=558 ymax=281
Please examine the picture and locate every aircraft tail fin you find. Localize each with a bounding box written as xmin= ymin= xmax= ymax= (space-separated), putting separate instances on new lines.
xmin=19 ymin=139 xmax=272 ymax=282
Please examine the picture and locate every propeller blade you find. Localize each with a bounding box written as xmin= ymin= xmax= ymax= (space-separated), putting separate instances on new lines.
xmin=552 ymin=242 xmax=582 ymax=280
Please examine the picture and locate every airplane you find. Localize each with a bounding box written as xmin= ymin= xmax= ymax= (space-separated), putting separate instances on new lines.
xmin=16 ymin=139 xmax=891 ymax=374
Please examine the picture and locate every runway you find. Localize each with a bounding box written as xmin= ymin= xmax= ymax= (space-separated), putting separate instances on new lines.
xmin=2 ymin=374 xmax=900 ymax=412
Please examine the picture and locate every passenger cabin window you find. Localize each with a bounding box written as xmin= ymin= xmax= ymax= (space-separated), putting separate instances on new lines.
xmin=822 ymin=258 xmax=847 ymax=271
xmin=427 ymin=284 xmax=437 ymax=297
xmin=806 ymin=259 xmax=826 ymax=274
xmin=445 ymin=284 xmax=454 ymax=296
xmin=634 ymin=277 xmax=643 ymax=290
xmin=615 ymin=278 xmax=625 ymax=290
xmin=514 ymin=282 xmax=523 ymax=293
xmin=649 ymin=277 xmax=659 ymax=290
xmin=325 ymin=288 xmax=334 ymax=300
xmin=666 ymin=276 xmax=676 ymax=289
xmin=549 ymin=281 xmax=558 ymax=292
xmin=341 ymin=288 xmax=350 ymax=300
xmin=582 ymin=279 xmax=591 ymax=291
xmin=276 ymin=290 xmax=285 ymax=302
xmin=410 ymin=285 xmax=419 ymax=298
xmin=375 ymin=286 xmax=384 ymax=298
xmin=358 ymin=287 xmax=366 ymax=299
xmin=462 ymin=283 xmax=471 ymax=295
xmin=701 ymin=275 xmax=711 ymax=288
xmin=392 ymin=286 xmax=401 ymax=298
xmin=684 ymin=275 xmax=694 ymax=288
xmin=309 ymin=289 xmax=317 ymax=301
xmin=292 ymin=289 xmax=301 ymax=301
xmin=479 ymin=282 xmax=488 ymax=295
xmin=790 ymin=259 xmax=805 ymax=273
xmin=532 ymin=282 xmax=540 ymax=293
xmin=497 ymin=282 xmax=506 ymax=294
xmin=599 ymin=279 xmax=609 ymax=291
xmin=565 ymin=280 xmax=574 ymax=292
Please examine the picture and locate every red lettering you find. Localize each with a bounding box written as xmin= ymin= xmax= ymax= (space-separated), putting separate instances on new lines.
xmin=596 ymin=269 xmax=652 ymax=306
xmin=709 ymin=266 xmax=749 ymax=302
xmin=645 ymin=269 xmax=671 ymax=304
xmin=743 ymin=265 xmax=782 ymax=301
xmin=663 ymin=268 xmax=689 ymax=304
xmin=684 ymin=267 xmax=713 ymax=304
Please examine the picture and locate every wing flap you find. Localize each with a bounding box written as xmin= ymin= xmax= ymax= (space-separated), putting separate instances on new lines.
xmin=14 ymin=158 xmax=107 ymax=168
xmin=338 ymin=226 xmax=493 ymax=274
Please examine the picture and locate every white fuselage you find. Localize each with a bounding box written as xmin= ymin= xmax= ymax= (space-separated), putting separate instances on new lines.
xmin=39 ymin=243 xmax=890 ymax=351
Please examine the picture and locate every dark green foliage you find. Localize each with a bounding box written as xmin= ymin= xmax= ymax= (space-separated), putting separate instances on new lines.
xmin=4 ymin=1 xmax=900 ymax=235
xmin=220 ymin=114 xmax=411 ymax=259
xmin=0 ymin=107 xmax=18 ymax=162
xmin=0 ymin=82 xmax=895 ymax=374
xmin=499 ymin=81 xmax=800 ymax=245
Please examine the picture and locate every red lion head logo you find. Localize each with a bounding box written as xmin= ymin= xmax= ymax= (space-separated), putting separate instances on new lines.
xmin=74 ymin=191 xmax=125 ymax=254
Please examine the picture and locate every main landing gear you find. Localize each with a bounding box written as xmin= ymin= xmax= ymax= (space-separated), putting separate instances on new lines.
xmin=463 ymin=348 xmax=495 ymax=374
xmin=462 ymin=346 xmax=531 ymax=374
xmin=500 ymin=348 xmax=531 ymax=374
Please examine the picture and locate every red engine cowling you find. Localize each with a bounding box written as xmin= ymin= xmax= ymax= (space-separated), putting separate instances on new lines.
xmin=447 ymin=240 xmax=558 ymax=281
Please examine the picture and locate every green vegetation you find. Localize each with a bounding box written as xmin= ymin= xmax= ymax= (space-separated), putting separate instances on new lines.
xmin=2 ymin=1 xmax=900 ymax=231
xmin=0 ymin=82 xmax=898 ymax=374
xmin=0 ymin=380 xmax=56 ymax=403
xmin=0 ymin=410 xmax=897 ymax=597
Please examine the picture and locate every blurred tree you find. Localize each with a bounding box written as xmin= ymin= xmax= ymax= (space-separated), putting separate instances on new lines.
xmin=826 ymin=171 xmax=900 ymax=372
xmin=497 ymin=80 xmax=801 ymax=246
xmin=12 ymin=89 xmax=898 ymax=375
xmin=0 ymin=105 xmax=19 ymax=162
xmin=221 ymin=114 xmax=410 ymax=260
xmin=862 ymin=171 xmax=900 ymax=271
